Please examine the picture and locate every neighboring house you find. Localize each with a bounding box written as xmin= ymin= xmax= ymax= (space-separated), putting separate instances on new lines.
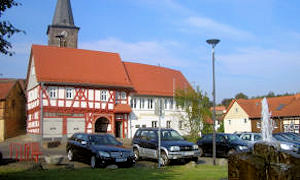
xmin=124 ymin=62 xmax=190 ymax=137
xmin=224 ymin=94 xmax=300 ymax=134
xmin=0 ymin=79 xmax=26 ymax=142
xmin=210 ymin=105 xmax=226 ymax=130
xmin=25 ymin=0 xmax=190 ymax=140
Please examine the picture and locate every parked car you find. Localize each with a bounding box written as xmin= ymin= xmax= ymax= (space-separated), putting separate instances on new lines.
xmin=273 ymin=133 xmax=300 ymax=153
xmin=66 ymin=133 xmax=135 ymax=168
xmin=239 ymin=132 xmax=262 ymax=145
xmin=276 ymin=132 xmax=300 ymax=142
xmin=197 ymin=133 xmax=249 ymax=157
xmin=132 ymin=128 xmax=200 ymax=166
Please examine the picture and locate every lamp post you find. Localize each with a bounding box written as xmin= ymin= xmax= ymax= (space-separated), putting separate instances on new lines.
xmin=206 ymin=39 xmax=220 ymax=166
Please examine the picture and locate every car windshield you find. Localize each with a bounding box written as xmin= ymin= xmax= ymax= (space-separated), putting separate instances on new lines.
xmin=161 ymin=130 xmax=184 ymax=141
xmin=224 ymin=134 xmax=240 ymax=142
xmin=90 ymin=135 xmax=121 ymax=145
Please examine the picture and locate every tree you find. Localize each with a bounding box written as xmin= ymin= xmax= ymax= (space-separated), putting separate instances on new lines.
xmin=0 ymin=0 xmax=25 ymax=56
xmin=221 ymin=98 xmax=233 ymax=108
xmin=235 ymin=92 xmax=248 ymax=99
xmin=175 ymin=86 xmax=211 ymax=140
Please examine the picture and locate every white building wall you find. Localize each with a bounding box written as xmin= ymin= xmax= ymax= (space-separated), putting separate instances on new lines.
xmin=128 ymin=95 xmax=189 ymax=138
xmin=224 ymin=102 xmax=252 ymax=133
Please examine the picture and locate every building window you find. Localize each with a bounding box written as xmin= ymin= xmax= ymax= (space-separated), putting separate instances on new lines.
xmin=100 ymin=90 xmax=107 ymax=101
xmin=166 ymin=121 xmax=171 ymax=128
xmin=273 ymin=120 xmax=278 ymax=129
xmin=121 ymin=92 xmax=126 ymax=99
xmin=257 ymin=121 xmax=261 ymax=129
xmin=169 ymin=99 xmax=173 ymax=109
xmin=135 ymin=125 xmax=140 ymax=128
xmin=235 ymin=108 xmax=238 ymax=112
xmin=228 ymin=120 xmax=231 ymax=125
xmin=152 ymin=121 xmax=157 ymax=128
xmin=164 ymin=99 xmax=168 ymax=109
xmin=66 ymin=88 xmax=73 ymax=99
xmin=48 ymin=87 xmax=57 ymax=99
xmin=148 ymin=98 xmax=153 ymax=109
xmin=179 ymin=121 xmax=183 ymax=130
xmin=131 ymin=98 xmax=137 ymax=108
xmin=140 ymin=98 xmax=145 ymax=109
xmin=142 ymin=124 xmax=146 ymax=128
xmin=244 ymin=118 xmax=247 ymax=123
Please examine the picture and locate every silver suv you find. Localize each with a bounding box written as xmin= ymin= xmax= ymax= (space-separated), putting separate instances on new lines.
xmin=132 ymin=128 xmax=200 ymax=166
xmin=239 ymin=132 xmax=262 ymax=145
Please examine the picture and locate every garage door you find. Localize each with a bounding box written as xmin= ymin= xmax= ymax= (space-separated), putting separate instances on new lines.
xmin=67 ymin=118 xmax=85 ymax=137
xmin=43 ymin=118 xmax=63 ymax=138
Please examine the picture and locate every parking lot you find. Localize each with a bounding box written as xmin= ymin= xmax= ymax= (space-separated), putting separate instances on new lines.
xmin=0 ymin=134 xmax=227 ymax=169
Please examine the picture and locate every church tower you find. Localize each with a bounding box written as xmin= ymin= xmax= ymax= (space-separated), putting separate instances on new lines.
xmin=47 ymin=0 xmax=79 ymax=48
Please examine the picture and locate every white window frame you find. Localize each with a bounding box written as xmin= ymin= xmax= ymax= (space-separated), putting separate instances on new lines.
xmin=228 ymin=120 xmax=231 ymax=125
xmin=131 ymin=98 xmax=137 ymax=109
xmin=100 ymin=90 xmax=108 ymax=101
xmin=166 ymin=121 xmax=171 ymax=128
xmin=48 ymin=87 xmax=57 ymax=99
xmin=140 ymin=98 xmax=145 ymax=109
xmin=257 ymin=121 xmax=261 ymax=129
xmin=152 ymin=121 xmax=157 ymax=128
xmin=148 ymin=98 xmax=153 ymax=109
xmin=66 ymin=88 xmax=74 ymax=99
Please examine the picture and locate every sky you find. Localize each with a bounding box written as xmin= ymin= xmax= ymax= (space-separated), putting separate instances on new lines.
xmin=1 ymin=0 xmax=300 ymax=103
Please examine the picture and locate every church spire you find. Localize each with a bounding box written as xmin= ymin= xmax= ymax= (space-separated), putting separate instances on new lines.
xmin=47 ymin=0 xmax=79 ymax=48
xmin=52 ymin=0 xmax=75 ymax=26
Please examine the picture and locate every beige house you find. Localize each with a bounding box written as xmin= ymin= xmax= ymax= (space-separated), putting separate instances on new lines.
xmin=224 ymin=94 xmax=300 ymax=134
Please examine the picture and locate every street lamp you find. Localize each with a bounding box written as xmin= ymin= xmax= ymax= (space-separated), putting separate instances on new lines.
xmin=206 ymin=39 xmax=220 ymax=166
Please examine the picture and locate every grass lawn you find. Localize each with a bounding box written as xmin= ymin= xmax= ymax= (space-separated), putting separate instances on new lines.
xmin=0 ymin=164 xmax=227 ymax=180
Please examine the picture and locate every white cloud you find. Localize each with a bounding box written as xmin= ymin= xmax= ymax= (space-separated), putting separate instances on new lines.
xmin=219 ymin=47 xmax=300 ymax=78
xmin=185 ymin=16 xmax=255 ymax=40
xmin=79 ymin=38 xmax=188 ymax=68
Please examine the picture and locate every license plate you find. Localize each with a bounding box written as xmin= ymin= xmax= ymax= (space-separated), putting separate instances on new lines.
xmin=116 ymin=158 xmax=127 ymax=162
xmin=183 ymin=152 xmax=194 ymax=156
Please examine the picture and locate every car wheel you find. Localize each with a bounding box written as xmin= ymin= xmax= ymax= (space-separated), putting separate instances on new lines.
xmin=90 ymin=156 xmax=98 ymax=168
xmin=133 ymin=148 xmax=140 ymax=161
xmin=160 ymin=151 xmax=170 ymax=166
xmin=227 ymin=149 xmax=236 ymax=157
xmin=199 ymin=147 xmax=204 ymax=157
xmin=67 ymin=149 xmax=74 ymax=161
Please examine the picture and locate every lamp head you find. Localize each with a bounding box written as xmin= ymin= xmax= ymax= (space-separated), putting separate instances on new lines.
xmin=206 ymin=39 xmax=220 ymax=47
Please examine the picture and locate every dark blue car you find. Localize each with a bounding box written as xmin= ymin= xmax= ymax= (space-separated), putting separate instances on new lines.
xmin=132 ymin=128 xmax=200 ymax=166
xmin=197 ymin=133 xmax=249 ymax=157
xmin=66 ymin=133 xmax=135 ymax=168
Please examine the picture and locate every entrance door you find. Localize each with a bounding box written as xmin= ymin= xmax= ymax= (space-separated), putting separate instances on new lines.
xmin=115 ymin=121 xmax=122 ymax=138
xmin=95 ymin=117 xmax=109 ymax=133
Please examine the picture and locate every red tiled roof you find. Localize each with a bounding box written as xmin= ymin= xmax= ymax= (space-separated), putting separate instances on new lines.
xmin=114 ymin=104 xmax=132 ymax=113
xmin=123 ymin=62 xmax=190 ymax=96
xmin=229 ymin=94 xmax=300 ymax=118
xmin=0 ymin=79 xmax=16 ymax=100
xmin=210 ymin=105 xmax=226 ymax=112
xmin=30 ymin=45 xmax=133 ymax=89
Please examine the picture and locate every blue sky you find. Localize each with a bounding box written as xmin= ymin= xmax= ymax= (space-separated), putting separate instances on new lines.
xmin=1 ymin=0 xmax=300 ymax=103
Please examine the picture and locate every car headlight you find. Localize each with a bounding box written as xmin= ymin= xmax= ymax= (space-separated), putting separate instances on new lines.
xmin=280 ymin=143 xmax=293 ymax=151
xmin=193 ymin=145 xmax=199 ymax=150
xmin=98 ymin=151 xmax=110 ymax=158
xmin=169 ymin=146 xmax=180 ymax=151
xmin=238 ymin=145 xmax=248 ymax=151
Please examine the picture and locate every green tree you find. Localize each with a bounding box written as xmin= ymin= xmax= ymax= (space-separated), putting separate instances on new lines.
xmin=175 ymin=86 xmax=211 ymax=140
xmin=235 ymin=92 xmax=248 ymax=99
xmin=221 ymin=98 xmax=233 ymax=108
xmin=0 ymin=0 xmax=25 ymax=56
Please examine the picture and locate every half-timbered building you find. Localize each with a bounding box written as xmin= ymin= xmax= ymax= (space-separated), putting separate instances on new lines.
xmin=26 ymin=0 xmax=191 ymax=140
